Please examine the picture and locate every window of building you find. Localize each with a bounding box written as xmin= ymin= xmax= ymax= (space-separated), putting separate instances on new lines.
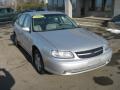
xmin=89 ymin=0 xmax=112 ymax=11
xmin=71 ymin=0 xmax=77 ymax=17
xmin=58 ymin=0 xmax=64 ymax=11
xmin=48 ymin=0 xmax=65 ymax=11
xmin=54 ymin=0 xmax=58 ymax=8
xmin=96 ymin=0 xmax=102 ymax=11
xmin=105 ymin=0 xmax=112 ymax=11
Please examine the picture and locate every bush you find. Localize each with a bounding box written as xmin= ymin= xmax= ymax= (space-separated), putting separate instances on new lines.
xmin=17 ymin=2 xmax=46 ymax=11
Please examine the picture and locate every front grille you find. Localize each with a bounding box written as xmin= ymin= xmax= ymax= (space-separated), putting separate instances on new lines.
xmin=76 ymin=47 xmax=103 ymax=58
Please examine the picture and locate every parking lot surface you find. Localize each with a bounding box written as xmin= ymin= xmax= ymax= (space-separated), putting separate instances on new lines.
xmin=0 ymin=25 xmax=120 ymax=90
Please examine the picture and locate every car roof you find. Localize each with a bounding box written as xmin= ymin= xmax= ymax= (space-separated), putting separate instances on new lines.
xmin=23 ymin=11 xmax=64 ymax=17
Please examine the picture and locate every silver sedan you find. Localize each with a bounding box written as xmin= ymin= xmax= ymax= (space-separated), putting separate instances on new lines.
xmin=13 ymin=11 xmax=112 ymax=75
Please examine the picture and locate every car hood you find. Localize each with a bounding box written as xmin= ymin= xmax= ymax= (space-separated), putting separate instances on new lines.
xmin=38 ymin=28 xmax=107 ymax=51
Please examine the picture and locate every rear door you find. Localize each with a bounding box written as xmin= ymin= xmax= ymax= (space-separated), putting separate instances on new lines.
xmin=14 ymin=14 xmax=26 ymax=45
xmin=21 ymin=14 xmax=33 ymax=54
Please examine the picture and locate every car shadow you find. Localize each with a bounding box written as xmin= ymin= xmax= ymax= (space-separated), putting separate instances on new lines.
xmin=107 ymin=49 xmax=120 ymax=66
xmin=18 ymin=46 xmax=53 ymax=75
xmin=10 ymin=34 xmax=53 ymax=75
xmin=0 ymin=68 xmax=15 ymax=90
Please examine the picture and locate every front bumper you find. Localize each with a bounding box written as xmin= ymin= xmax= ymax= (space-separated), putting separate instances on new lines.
xmin=44 ymin=48 xmax=112 ymax=75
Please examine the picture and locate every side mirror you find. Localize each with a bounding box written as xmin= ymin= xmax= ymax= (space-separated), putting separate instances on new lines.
xmin=22 ymin=27 xmax=30 ymax=32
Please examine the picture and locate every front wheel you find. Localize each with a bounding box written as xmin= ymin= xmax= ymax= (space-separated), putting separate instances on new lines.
xmin=33 ymin=49 xmax=45 ymax=74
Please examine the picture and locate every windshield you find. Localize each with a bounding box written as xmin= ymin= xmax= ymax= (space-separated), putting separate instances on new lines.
xmin=32 ymin=14 xmax=78 ymax=32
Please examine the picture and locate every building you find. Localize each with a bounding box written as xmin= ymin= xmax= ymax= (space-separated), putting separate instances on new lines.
xmin=48 ymin=0 xmax=120 ymax=18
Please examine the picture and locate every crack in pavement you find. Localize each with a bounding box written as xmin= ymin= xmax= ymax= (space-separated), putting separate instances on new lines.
xmin=9 ymin=62 xmax=28 ymax=71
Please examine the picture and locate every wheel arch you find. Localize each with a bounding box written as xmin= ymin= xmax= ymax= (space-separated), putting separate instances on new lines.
xmin=32 ymin=45 xmax=45 ymax=74
xmin=32 ymin=45 xmax=43 ymax=62
xmin=32 ymin=45 xmax=39 ymax=55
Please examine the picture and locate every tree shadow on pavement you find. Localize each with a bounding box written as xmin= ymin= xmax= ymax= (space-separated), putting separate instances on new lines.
xmin=0 ymin=68 xmax=15 ymax=90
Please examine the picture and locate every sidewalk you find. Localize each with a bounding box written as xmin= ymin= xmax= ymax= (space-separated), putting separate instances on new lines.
xmin=74 ymin=16 xmax=110 ymax=28
xmin=74 ymin=16 xmax=120 ymax=34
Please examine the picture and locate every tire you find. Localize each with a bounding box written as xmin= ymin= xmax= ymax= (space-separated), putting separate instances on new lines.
xmin=13 ymin=33 xmax=18 ymax=46
xmin=33 ymin=49 xmax=45 ymax=74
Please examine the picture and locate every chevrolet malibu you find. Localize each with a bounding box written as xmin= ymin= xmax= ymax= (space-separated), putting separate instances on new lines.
xmin=13 ymin=11 xmax=112 ymax=75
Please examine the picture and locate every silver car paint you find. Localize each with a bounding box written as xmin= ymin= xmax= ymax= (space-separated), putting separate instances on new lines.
xmin=38 ymin=28 xmax=108 ymax=52
xmin=14 ymin=11 xmax=112 ymax=75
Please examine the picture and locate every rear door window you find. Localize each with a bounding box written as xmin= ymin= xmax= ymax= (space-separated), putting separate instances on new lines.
xmin=17 ymin=14 xmax=26 ymax=27
xmin=23 ymin=15 xmax=31 ymax=28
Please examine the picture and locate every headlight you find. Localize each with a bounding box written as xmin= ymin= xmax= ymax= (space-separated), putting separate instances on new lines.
xmin=51 ymin=50 xmax=74 ymax=59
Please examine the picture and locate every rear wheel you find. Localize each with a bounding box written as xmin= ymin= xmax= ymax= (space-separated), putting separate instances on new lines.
xmin=33 ymin=49 xmax=45 ymax=74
